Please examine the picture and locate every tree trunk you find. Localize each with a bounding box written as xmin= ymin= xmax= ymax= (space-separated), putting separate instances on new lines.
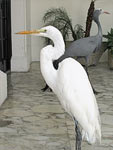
xmin=85 ymin=0 xmax=96 ymax=37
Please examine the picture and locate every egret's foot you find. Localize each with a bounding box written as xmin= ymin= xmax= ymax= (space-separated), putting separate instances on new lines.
xmin=41 ymin=87 xmax=48 ymax=92
xmin=41 ymin=84 xmax=49 ymax=92
xmin=41 ymin=84 xmax=52 ymax=92
xmin=49 ymin=88 xmax=52 ymax=92
xmin=93 ymin=88 xmax=99 ymax=95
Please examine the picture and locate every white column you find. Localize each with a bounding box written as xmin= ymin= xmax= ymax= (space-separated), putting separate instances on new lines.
xmin=0 ymin=71 xmax=7 ymax=106
xmin=11 ymin=0 xmax=31 ymax=72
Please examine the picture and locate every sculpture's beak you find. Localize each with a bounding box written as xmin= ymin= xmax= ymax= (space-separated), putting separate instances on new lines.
xmin=103 ymin=11 xmax=110 ymax=14
xmin=16 ymin=29 xmax=46 ymax=34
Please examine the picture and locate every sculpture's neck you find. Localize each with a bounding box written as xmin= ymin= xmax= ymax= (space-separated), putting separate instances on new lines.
xmin=95 ymin=18 xmax=102 ymax=37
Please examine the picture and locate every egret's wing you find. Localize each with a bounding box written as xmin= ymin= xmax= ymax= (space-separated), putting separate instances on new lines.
xmin=56 ymin=58 xmax=101 ymax=143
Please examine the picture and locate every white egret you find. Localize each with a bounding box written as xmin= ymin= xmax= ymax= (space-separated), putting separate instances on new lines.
xmin=17 ymin=26 xmax=101 ymax=150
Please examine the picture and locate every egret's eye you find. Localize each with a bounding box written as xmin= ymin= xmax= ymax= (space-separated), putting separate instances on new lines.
xmin=100 ymin=9 xmax=102 ymax=11
xmin=40 ymin=29 xmax=47 ymax=33
xmin=44 ymin=29 xmax=47 ymax=33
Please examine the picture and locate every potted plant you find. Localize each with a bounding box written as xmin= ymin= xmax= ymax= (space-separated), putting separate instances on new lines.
xmin=43 ymin=7 xmax=84 ymax=45
xmin=103 ymin=28 xmax=113 ymax=69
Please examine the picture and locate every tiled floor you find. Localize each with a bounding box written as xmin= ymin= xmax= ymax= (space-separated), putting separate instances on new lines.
xmin=0 ymin=62 xmax=113 ymax=150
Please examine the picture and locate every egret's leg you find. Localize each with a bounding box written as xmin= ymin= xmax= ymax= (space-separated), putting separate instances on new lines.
xmin=74 ymin=119 xmax=82 ymax=150
xmin=41 ymin=84 xmax=49 ymax=92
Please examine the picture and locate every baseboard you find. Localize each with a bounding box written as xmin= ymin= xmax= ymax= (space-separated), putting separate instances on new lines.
xmin=0 ymin=71 xmax=7 ymax=106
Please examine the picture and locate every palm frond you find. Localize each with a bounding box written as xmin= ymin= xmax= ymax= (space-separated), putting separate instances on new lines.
xmin=74 ymin=24 xmax=84 ymax=39
xmin=43 ymin=7 xmax=76 ymax=42
xmin=43 ymin=8 xmax=71 ymax=23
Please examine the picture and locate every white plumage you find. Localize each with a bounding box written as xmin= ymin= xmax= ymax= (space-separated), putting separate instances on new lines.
xmin=39 ymin=26 xmax=101 ymax=144
xmin=17 ymin=25 xmax=101 ymax=148
xmin=56 ymin=58 xmax=101 ymax=144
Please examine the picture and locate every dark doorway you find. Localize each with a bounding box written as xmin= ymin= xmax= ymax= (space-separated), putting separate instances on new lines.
xmin=0 ymin=0 xmax=12 ymax=72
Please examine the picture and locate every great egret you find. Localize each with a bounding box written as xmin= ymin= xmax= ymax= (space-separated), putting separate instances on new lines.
xmin=17 ymin=26 xmax=101 ymax=150
xmin=42 ymin=9 xmax=110 ymax=93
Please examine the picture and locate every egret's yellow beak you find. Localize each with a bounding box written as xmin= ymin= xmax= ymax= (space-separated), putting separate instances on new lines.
xmin=16 ymin=29 xmax=46 ymax=35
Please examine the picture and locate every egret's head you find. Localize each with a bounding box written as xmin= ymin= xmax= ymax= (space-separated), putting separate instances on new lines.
xmin=93 ymin=8 xmax=110 ymax=21
xmin=16 ymin=26 xmax=62 ymax=40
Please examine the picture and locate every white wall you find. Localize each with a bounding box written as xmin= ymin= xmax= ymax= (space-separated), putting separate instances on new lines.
xmin=31 ymin=0 xmax=113 ymax=61
xmin=11 ymin=0 xmax=31 ymax=72
xmin=26 ymin=0 xmax=31 ymax=65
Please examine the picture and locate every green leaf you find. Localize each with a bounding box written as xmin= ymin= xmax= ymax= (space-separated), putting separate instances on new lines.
xmin=103 ymin=28 xmax=113 ymax=48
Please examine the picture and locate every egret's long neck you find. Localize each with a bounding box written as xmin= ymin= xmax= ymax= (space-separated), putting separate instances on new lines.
xmin=40 ymin=48 xmax=57 ymax=91
xmin=50 ymin=33 xmax=65 ymax=59
xmin=54 ymin=36 xmax=65 ymax=50
xmin=40 ymin=31 xmax=65 ymax=91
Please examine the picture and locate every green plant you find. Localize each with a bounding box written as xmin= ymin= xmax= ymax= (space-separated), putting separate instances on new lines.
xmin=103 ymin=28 xmax=113 ymax=56
xmin=43 ymin=8 xmax=84 ymax=44
xmin=74 ymin=24 xmax=84 ymax=39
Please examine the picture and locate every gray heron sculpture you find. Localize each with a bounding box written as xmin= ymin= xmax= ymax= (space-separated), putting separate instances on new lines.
xmin=42 ymin=9 xmax=110 ymax=93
